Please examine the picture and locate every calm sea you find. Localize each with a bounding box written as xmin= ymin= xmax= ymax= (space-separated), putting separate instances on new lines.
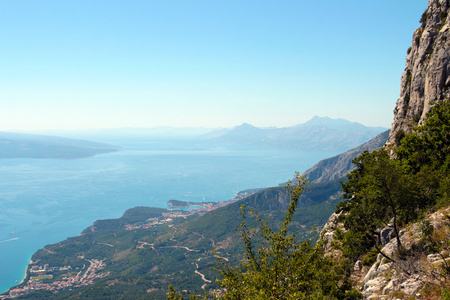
xmin=0 ymin=136 xmax=339 ymax=293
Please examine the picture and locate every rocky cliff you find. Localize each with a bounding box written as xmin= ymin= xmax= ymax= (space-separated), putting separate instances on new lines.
xmin=321 ymin=207 xmax=450 ymax=299
xmin=387 ymin=0 xmax=450 ymax=146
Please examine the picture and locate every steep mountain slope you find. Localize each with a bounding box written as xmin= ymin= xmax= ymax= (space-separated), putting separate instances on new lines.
xmin=302 ymin=130 xmax=389 ymax=183
xmin=387 ymin=0 xmax=450 ymax=146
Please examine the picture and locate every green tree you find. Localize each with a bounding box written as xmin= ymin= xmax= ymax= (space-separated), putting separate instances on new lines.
xmin=396 ymin=100 xmax=450 ymax=175
xmin=167 ymin=285 xmax=184 ymax=300
xmin=396 ymin=100 xmax=450 ymax=208
xmin=214 ymin=176 xmax=359 ymax=299
xmin=337 ymin=100 xmax=450 ymax=260
xmin=338 ymin=149 xmax=426 ymax=260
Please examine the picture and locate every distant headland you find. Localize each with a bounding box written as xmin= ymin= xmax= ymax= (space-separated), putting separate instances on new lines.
xmin=0 ymin=132 xmax=119 ymax=159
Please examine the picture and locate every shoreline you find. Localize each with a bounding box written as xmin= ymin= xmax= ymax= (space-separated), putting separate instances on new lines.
xmin=0 ymin=258 xmax=31 ymax=296
xmin=20 ymin=261 xmax=30 ymax=285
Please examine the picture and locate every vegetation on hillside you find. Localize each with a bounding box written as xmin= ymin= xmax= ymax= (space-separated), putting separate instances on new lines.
xmin=337 ymin=100 xmax=450 ymax=260
xmin=334 ymin=100 xmax=450 ymax=295
xmin=9 ymin=175 xmax=344 ymax=299
xmin=213 ymin=177 xmax=360 ymax=300
xmin=168 ymin=177 xmax=361 ymax=299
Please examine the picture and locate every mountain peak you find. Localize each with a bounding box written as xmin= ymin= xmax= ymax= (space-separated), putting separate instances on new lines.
xmin=295 ymin=116 xmax=376 ymax=133
xmin=310 ymin=115 xmax=332 ymax=121
xmin=235 ymin=123 xmax=257 ymax=129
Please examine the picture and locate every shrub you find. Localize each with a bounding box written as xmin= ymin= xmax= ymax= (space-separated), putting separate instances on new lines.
xmin=395 ymin=129 xmax=405 ymax=146
xmin=362 ymin=248 xmax=379 ymax=267
xmin=420 ymin=9 xmax=428 ymax=26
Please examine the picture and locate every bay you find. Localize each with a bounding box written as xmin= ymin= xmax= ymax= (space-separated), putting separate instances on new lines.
xmin=0 ymin=136 xmax=339 ymax=293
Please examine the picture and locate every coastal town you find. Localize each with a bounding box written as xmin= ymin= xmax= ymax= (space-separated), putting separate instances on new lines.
xmin=1 ymin=259 xmax=109 ymax=299
xmin=126 ymin=189 xmax=261 ymax=230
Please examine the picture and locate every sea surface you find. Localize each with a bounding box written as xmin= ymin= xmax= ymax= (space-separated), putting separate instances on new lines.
xmin=0 ymin=136 xmax=340 ymax=293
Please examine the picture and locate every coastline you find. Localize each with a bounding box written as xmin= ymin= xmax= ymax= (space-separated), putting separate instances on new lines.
xmin=20 ymin=261 xmax=30 ymax=285
xmin=0 ymin=255 xmax=32 ymax=295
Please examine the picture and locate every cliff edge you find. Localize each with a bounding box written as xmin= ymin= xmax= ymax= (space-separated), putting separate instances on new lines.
xmin=388 ymin=0 xmax=450 ymax=146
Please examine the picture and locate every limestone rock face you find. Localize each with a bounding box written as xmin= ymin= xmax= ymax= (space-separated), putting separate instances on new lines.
xmin=320 ymin=212 xmax=344 ymax=260
xmin=360 ymin=207 xmax=450 ymax=299
xmin=387 ymin=0 xmax=450 ymax=146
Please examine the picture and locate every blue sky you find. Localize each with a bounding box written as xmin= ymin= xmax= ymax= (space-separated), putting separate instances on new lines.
xmin=0 ymin=1 xmax=427 ymax=130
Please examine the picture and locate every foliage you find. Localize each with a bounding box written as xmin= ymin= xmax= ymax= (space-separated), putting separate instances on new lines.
xmin=167 ymin=285 xmax=184 ymax=300
xmin=443 ymin=287 xmax=450 ymax=300
xmin=336 ymin=100 xmax=450 ymax=262
xmin=419 ymin=218 xmax=450 ymax=280
xmin=361 ymin=248 xmax=379 ymax=267
xmin=394 ymin=129 xmax=405 ymax=146
xmin=420 ymin=9 xmax=428 ymax=26
xmin=407 ymin=47 xmax=412 ymax=55
xmin=415 ymin=28 xmax=423 ymax=46
xmin=337 ymin=149 xmax=425 ymax=259
xmin=397 ymin=100 xmax=450 ymax=209
xmin=213 ymin=176 xmax=360 ymax=299
xmin=396 ymin=100 xmax=450 ymax=175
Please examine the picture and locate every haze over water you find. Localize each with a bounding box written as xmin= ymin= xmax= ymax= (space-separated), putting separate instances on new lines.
xmin=0 ymin=136 xmax=340 ymax=293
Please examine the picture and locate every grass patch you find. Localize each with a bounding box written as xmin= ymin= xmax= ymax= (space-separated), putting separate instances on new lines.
xmin=31 ymin=275 xmax=53 ymax=280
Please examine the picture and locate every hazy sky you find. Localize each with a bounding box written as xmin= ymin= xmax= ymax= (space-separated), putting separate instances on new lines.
xmin=0 ymin=1 xmax=427 ymax=131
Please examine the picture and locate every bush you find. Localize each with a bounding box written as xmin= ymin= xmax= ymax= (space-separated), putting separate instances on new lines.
xmin=362 ymin=248 xmax=379 ymax=267
xmin=395 ymin=129 xmax=405 ymax=146
xmin=420 ymin=9 xmax=428 ymax=26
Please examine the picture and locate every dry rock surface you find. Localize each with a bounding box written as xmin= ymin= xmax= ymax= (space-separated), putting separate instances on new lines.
xmin=321 ymin=207 xmax=450 ymax=299
xmin=387 ymin=0 xmax=450 ymax=146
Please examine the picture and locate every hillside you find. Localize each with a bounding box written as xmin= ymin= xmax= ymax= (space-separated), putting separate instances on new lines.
xmin=0 ymin=132 xmax=118 ymax=159
xmin=209 ymin=116 xmax=387 ymax=152
xmin=302 ymin=130 xmax=389 ymax=183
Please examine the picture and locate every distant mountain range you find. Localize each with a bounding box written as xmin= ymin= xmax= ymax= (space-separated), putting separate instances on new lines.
xmin=23 ymin=117 xmax=387 ymax=153
xmin=205 ymin=116 xmax=388 ymax=151
xmin=0 ymin=132 xmax=118 ymax=159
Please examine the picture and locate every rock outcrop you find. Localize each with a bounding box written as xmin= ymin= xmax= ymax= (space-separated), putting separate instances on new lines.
xmin=320 ymin=212 xmax=345 ymax=260
xmin=387 ymin=0 xmax=450 ymax=146
xmin=360 ymin=207 xmax=450 ymax=299
xmin=321 ymin=206 xmax=450 ymax=299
